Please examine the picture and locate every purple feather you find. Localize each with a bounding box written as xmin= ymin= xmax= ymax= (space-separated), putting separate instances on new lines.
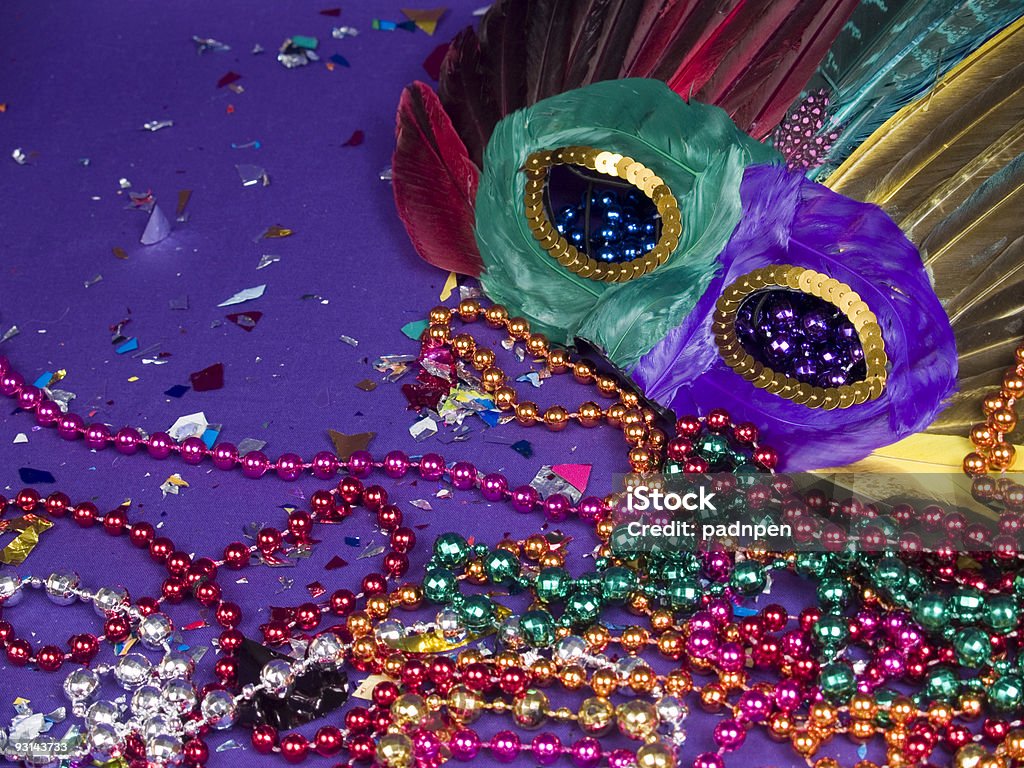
xmin=631 ymin=164 xmax=957 ymax=470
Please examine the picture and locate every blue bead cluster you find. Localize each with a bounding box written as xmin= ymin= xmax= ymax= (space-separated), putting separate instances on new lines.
xmin=553 ymin=189 xmax=659 ymax=263
xmin=735 ymin=289 xmax=867 ymax=388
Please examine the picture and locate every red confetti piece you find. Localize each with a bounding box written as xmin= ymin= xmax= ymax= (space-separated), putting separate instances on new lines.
xmin=342 ymin=130 xmax=364 ymax=147
xmin=226 ymin=311 xmax=263 ymax=332
xmin=226 ymin=105 xmax=235 ymax=114
xmin=307 ymin=581 xmax=327 ymax=598
xmin=422 ymin=42 xmax=449 ymax=80
xmin=217 ymin=71 xmax=242 ymax=88
xmin=320 ymin=7 xmax=342 ymax=16
xmin=182 ymin=620 xmax=208 ymax=631
xmin=189 ymin=363 xmax=224 ymax=392
xmin=326 ymin=555 xmax=348 ymax=570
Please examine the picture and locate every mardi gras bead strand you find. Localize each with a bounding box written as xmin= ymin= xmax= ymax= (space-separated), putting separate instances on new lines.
xmin=963 ymin=341 xmax=1024 ymax=479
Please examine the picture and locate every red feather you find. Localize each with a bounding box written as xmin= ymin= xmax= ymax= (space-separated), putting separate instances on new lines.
xmin=392 ymin=83 xmax=482 ymax=276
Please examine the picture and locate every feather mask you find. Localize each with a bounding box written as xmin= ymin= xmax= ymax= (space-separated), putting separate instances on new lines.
xmin=632 ymin=164 xmax=958 ymax=470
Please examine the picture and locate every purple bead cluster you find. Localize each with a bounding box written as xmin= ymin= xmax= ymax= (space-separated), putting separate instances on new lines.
xmin=734 ymin=289 xmax=867 ymax=388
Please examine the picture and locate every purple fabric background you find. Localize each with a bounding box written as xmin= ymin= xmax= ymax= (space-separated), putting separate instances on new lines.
xmin=0 ymin=3 xmax=866 ymax=766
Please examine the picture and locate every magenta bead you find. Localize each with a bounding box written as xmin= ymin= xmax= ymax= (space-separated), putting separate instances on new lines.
xmin=35 ymin=400 xmax=62 ymax=426
xmin=687 ymin=629 xmax=716 ymax=659
xmin=412 ymin=729 xmax=441 ymax=761
xmin=212 ymin=442 xmax=238 ymax=470
xmin=717 ymin=641 xmax=744 ymax=672
xmin=0 ymin=370 xmax=24 ymax=397
xmin=490 ymin=731 xmax=521 ymax=763
xmin=531 ymin=734 xmax=562 ymax=766
xmin=380 ymin=450 xmax=408 ymax=479
xmin=577 ymin=497 xmax=604 ymax=522
xmin=418 ymin=453 xmax=445 ymax=481
xmin=311 ymin=450 xmax=339 ymax=480
xmin=180 ymin=437 xmax=207 ymax=465
xmin=543 ymin=493 xmax=570 ymax=521
xmin=511 ymin=485 xmax=539 ymax=513
xmin=570 ymin=738 xmax=601 ymax=768
xmin=693 ymin=753 xmax=724 ymax=768
xmin=16 ymin=385 xmax=42 ymax=411
xmin=737 ymin=690 xmax=770 ymax=722
xmin=84 ymin=423 xmax=112 ymax=450
xmin=114 ymin=427 xmax=142 ymax=454
xmin=276 ymin=453 xmax=304 ymax=481
xmin=241 ymin=450 xmax=270 ymax=479
xmin=450 ymin=729 xmax=480 ymax=761
xmin=347 ymin=450 xmax=373 ymax=478
xmin=147 ymin=431 xmax=174 ymax=459
xmin=707 ymin=596 xmax=733 ymax=625
xmin=57 ymin=413 xmax=84 ymax=440
xmin=480 ymin=473 xmax=508 ymax=502
xmin=713 ymin=719 xmax=745 ymax=751
xmin=774 ymin=680 xmax=802 ymax=711
xmin=607 ymin=750 xmax=636 ymax=768
xmin=449 ymin=461 xmax=477 ymax=490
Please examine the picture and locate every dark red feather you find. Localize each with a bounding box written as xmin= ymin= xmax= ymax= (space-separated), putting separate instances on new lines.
xmin=438 ymin=28 xmax=501 ymax=169
xmin=392 ymin=83 xmax=482 ymax=276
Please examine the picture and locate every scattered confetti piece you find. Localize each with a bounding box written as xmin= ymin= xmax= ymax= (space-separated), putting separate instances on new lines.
xmin=227 ymin=311 xmax=263 ymax=331
xmin=169 ymin=295 xmax=189 ymax=310
xmin=217 ymin=284 xmax=266 ymax=307
xmin=13 ymin=433 xmax=28 ymax=444
xmin=342 ymin=129 xmax=364 ymax=146
xmin=439 ymin=271 xmax=458 ymax=301
xmin=511 ymin=439 xmax=533 ymax=458
xmin=176 ymin=190 xmax=192 ymax=222
xmin=18 ymin=468 xmax=55 ymax=484
xmin=278 ymin=36 xmax=319 ymax=68
xmin=236 ymin=164 xmax=270 ymax=187
xmin=552 ymin=463 xmax=592 ymax=493
xmin=401 ymin=319 xmax=428 ymax=340
xmin=261 ymin=225 xmax=293 ymax=239
xmin=165 ymin=384 xmax=190 ymax=398
xmin=0 ymin=325 xmax=20 ymax=344
xmin=530 ymin=465 xmax=583 ymax=504
xmin=356 ymin=379 xmax=377 ymax=392
xmin=12 ymin=148 xmax=28 ymax=165
xmin=410 ymin=416 xmax=438 ymax=441
xmin=333 ymin=26 xmax=359 ymax=38
xmin=193 ymin=36 xmax=231 ymax=54
xmin=84 ymin=274 xmax=103 ymax=288
xmin=257 ymin=254 xmax=280 ymax=270
xmin=344 ymin=536 xmax=361 ymax=547
xmin=237 ymin=438 xmax=267 ymax=456
xmin=339 ymin=334 xmax=359 ymax=346
xmin=189 ymin=363 xmax=224 ymax=392
xmin=410 ymin=499 xmax=433 ymax=511
xmin=160 ymin=473 xmax=189 ymax=497
xmin=167 ymin=412 xmax=209 ymax=442
xmin=142 ymin=119 xmax=174 ymax=132
xmin=115 ymin=337 xmax=139 ymax=354
xmin=373 ymin=18 xmax=417 ymax=32
xmin=328 ymin=430 xmax=374 ymax=459
xmin=517 ymin=371 xmax=542 ymax=388
xmin=325 ymin=555 xmax=348 ymax=570
xmin=359 ymin=544 xmax=386 ymax=560
xmin=321 ymin=7 xmax=342 ymax=16
xmin=401 ymin=7 xmax=447 ymax=35
xmin=217 ymin=71 xmax=242 ymax=88
xmin=112 ymin=246 xmax=128 ymax=260
xmin=329 ymin=53 xmax=351 ymax=67
xmin=140 ymin=205 xmax=171 ymax=245
xmin=306 ymin=581 xmax=326 ymax=598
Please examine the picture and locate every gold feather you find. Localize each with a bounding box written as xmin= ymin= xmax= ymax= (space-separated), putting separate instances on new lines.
xmin=825 ymin=15 xmax=1024 ymax=211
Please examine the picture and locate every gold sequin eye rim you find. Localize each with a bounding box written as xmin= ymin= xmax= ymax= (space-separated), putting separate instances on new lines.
xmin=712 ymin=265 xmax=888 ymax=411
xmin=521 ymin=147 xmax=681 ymax=283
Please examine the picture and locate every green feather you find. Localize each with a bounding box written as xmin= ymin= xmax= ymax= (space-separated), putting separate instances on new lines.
xmin=475 ymin=79 xmax=779 ymax=368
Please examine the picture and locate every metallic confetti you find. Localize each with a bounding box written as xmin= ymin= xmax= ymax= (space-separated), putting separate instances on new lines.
xmin=13 ymin=433 xmax=28 ymax=444
xmin=112 ymin=246 xmax=128 ymax=260
xmin=358 ymin=544 xmax=386 ymax=560
xmin=217 ymin=71 xmax=242 ymax=88
xmin=256 ymin=253 xmax=280 ymax=270
xmin=342 ymin=129 xmax=364 ymax=146
xmin=409 ymin=499 xmax=433 ymax=511
xmin=167 ymin=412 xmax=210 ymax=442
xmin=328 ymin=429 xmax=375 ymax=459
xmin=277 ymin=37 xmax=319 ymax=68
xmin=0 ymin=325 xmax=19 ymax=343
xmin=529 ymin=465 xmax=583 ymax=504
xmin=115 ymin=337 xmax=138 ymax=354
xmin=511 ymin=439 xmax=533 ymax=458
xmin=12 ymin=148 xmax=28 ymax=165
xmin=232 ymin=140 xmax=262 ymax=150
xmin=18 ymin=468 xmax=55 ymax=484
xmin=401 ymin=319 xmax=428 ymax=339
xmin=226 ymin=311 xmax=263 ymax=331
xmin=401 ymin=7 xmax=448 ymax=35
xmin=193 ymin=35 xmax=231 ymax=53
xmin=189 ymin=363 xmax=224 ymax=392
xmin=356 ymin=379 xmax=377 ymax=392
xmin=160 ymin=473 xmax=189 ymax=497
xmin=237 ymin=438 xmax=266 ymax=456
xmin=0 ymin=514 xmax=54 ymax=566
xmin=332 ymin=26 xmax=359 ymax=38
xmin=339 ymin=334 xmax=359 ymax=346
xmin=409 ymin=416 xmax=438 ymax=441
xmin=140 ymin=205 xmax=171 ymax=245
xmin=236 ymin=164 xmax=270 ymax=187
xmin=374 ymin=354 xmax=416 ymax=381
xmin=306 ymin=581 xmax=326 ymax=598
xmin=217 ymin=284 xmax=266 ymax=306
xmin=142 ymin=119 xmax=174 ymax=132
xmin=325 ymin=555 xmax=348 ymax=570
xmin=176 ymin=190 xmax=192 ymax=222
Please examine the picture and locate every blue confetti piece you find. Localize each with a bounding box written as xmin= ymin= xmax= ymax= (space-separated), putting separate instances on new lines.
xmin=164 ymin=384 xmax=190 ymax=398
xmin=396 ymin=20 xmax=417 ymax=32
xmin=329 ymin=53 xmax=350 ymax=67
xmin=201 ymin=428 xmax=221 ymax=449
xmin=478 ymin=410 xmax=501 ymax=428
xmin=33 ymin=371 xmax=53 ymax=388
xmin=116 ymin=337 xmax=139 ymax=354
xmin=516 ymin=372 xmax=542 ymax=388
xmin=733 ymin=606 xmax=759 ymax=616
xmin=344 ymin=536 xmax=361 ymax=547
xmin=19 ymin=467 xmax=55 ymax=484
xmin=373 ymin=19 xmax=397 ymax=30
xmin=511 ymin=440 xmax=533 ymax=458
xmin=857 ymin=744 xmax=867 ymax=760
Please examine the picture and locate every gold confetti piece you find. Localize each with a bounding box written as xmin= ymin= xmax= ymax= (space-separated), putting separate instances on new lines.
xmin=176 ymin=190 xmax=193 ymax=217
xmin=401 ymin=6 xmax=447 ymax=35
xmin=328 ymin=429 xmax=375 ymax=459
xmin=0 ymin=514 xmax=54 ymax=566
xmin=128 ymin=376 xmax=140 ymax=382
xmin=113 ymin=247 xmax=128 ymax=260
xmin=356 ymin=379 xmax=377 ymax=392
xmin=440 ymin=271 xmax=458 ymax=301
xmin=263 ymin=225 xmax=293 ymax=239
